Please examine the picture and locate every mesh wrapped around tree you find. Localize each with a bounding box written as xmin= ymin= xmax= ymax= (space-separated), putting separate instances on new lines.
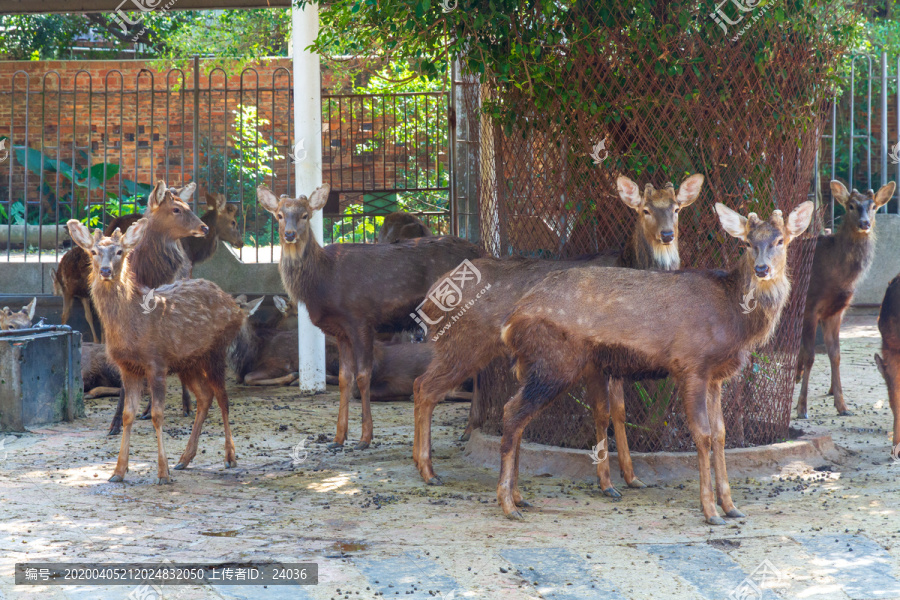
xmin=457 ymin=1 xmax=854 ymax=452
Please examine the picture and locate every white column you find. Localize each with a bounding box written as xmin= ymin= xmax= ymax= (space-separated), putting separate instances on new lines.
xmin=292 ymin=1 xmax=326 ymax=393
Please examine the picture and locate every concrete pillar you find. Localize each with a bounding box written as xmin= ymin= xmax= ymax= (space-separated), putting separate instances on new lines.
xmin=292 ymin=2 xmax=326 ymax=393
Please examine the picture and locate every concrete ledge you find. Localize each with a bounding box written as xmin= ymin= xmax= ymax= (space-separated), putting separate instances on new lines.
xmin=463 ymin=427 xmax=839 ymax=484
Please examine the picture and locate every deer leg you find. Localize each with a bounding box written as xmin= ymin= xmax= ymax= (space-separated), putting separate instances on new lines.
xmin=147 ymin=370 xmax=172 ymax=484
xmin=60 ymin=293 xmax=73 ymax=325
xmin=88 ymin=386 xmax=121 ymax=399
xmin=181 ymin=380 xmax=192 ymax=417
xmin=329 ymin=337 xmax=355 ymax=449
xmin=174 ymin=375 xmax=213 ymax=470
xmin=610 ymin=377 xmax=645 ymax=489
xmin=709 ymin=381 xmax=743 ymax=518
xmin=108 ymin=388 xmax=126 ymax=436
xmin=110 ymin=373 xmax=142 ymax=482
xmin=245 ymin=373 xmax=298 ymax=386
xmin=795 ymin=314 xmax=817 ymax=419
xmin=354 ymin=328 xmax=376 ymax=450
xmin=585 ymin=370 xmax=617 ymax=497
xmin=80 ymin=296 xmax=100 ymax=343
xmin=682 ymin=374 xmax=722 ymax=525
xmin=213 ymin=372 xmax=237 ymax=468
xmin=823 ymin=312 xmax=850 ymax=415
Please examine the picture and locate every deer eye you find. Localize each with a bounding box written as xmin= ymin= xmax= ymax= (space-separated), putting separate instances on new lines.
xmin=776 ymin=238 xmax=784 ymax=246
xmin=674 ymin=208 xmax=680 ymax=214
xmin=277 ymin=213 xmax=284 ymax=220
xmin=117 ymin=250 xmax=123 ymax=256
xmin=643 ymin=209 xmax=651 ymax=216
xmin=173 ymin=207 xmax=181 ymax=214
xmin=90 ymin=250 xmax=98 ymax=256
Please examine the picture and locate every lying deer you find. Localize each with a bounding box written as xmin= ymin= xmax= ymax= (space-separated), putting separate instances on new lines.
xmin=497 ymin=201 xmax=814 ymax=523
xmin=68 ymin=218 xmax=243 ymax=483
xmin=229 ymin=296 xmax=300 ymax=386
xmin=875 ymin=275 xmax=900 ymax=455
xmin=53 ymin=215 xmax=142 ymax=343
xmin=412 ymin=175 xmax=704 ymax=494
xmin=0 ymin=298 xmax=36 ymax=330
xmin=82 ymin=342 xmax=123 ymax=399
xmin=378 ymin=211 xmax=432 ymax=243
xmin=181 ymin=192 xmax=244 ymax=274
xmin=257 ymin=184 xmax=482 ymax=449
xmin=796 ymin=180 xmax=896 ymax=419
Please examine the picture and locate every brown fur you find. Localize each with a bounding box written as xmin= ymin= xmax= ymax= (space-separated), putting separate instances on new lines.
xmin=257 ymin=184 xmax=482 ymax=449
xmin=495 ymin=201 xmax=814 ymax=524
xmin=228 ymin=296 xmax=299 ymax=387
xmin=0 ymin=298 xmax=36 ymax=330
xmin=796 ymin=180 xmax=896 ymax=418
xmin=378 ymin=211 xmax=432 ymax=243
xmin=181 ymin=193 xmax=244 ymax=270
xmin=876 ymin=275 xmax=900 ymax=453
xmin=68 ymin=217 xmax=244 ymax=483
xmin=325 ymin=335 xmax=435 ymax=400
xmin=411 ymin=174 xmax=704 ymax=491
xmin=81 ymin=342 xmax=123 ymax=397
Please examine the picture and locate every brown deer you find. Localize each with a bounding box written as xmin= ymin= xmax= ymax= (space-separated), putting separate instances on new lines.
xmin=229 ymin=296 xmax=300 ymax=386
xmin=53 ymin=215 xmax=143 ymax=343
xmin=875 ymin=275 xmax=900 ymax=456
xmin=412 ymin=174 xmax=704 ymax=494
xmin=795 ymin=180 xmax=896 ymax=419
xmin=257 ymin=183 xmax=482 ymax=449
xmin=378 ymin=211 xmax=432 ymax=243
xmin=0 ymin=298 xmax=36 ymax=330
xmin=496 ymin=201 xmax=814 ymax=523
xmin=106 ymin=181 xmax=206 ymax=434
xmin=81 ymin=342 xmax=123 ymax=399
xmin=181 ymin=193 xmax=244 ymax=273
xmin=67 ymin=218 xmax=243 ymax=483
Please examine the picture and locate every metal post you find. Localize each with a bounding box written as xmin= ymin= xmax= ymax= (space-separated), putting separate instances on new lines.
xmin=292 ymin=2 xmax=326 ymax=393
xmin=192 ymin=55 xmax=200 ymax=211
xmin=881 ymin=51 xmax=889 ymax=211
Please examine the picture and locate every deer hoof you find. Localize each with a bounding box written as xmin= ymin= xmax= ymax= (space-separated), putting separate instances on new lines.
xmin=354 ymin=441 xmax=370 ymax=451
xmin=225 ymin=460 xmax=237 ymax=468
xmin=796 ymin=410 xmax=808 ymax=420
xmin=183 ymin=410 xmax=192 ymax=417
xmin=107 ymin=427 xmax=121 ymax=437
xmin=515 ymin=499 xmax=532 ymax=508
xmin=706 ymin=515 xmax=727 ymax=526
xmin=156 ymin=477 xmax=173 ymax=485
xmin=138 ymin=413 xmax=151 ymax=421
xmin=326 ymin=442 xmax=344 ymax=450
xmin=108 ymin=474 xmax=124 ymax=483
xmin=724 ymin=508 xmax=746 ymax=519
xmin=838 ymin=410 xmax=853 ymax=417
xmin=173 ymin=463 xmax=186 ymax=470
xmin=601 ymin=486 xmax=622 ymax=499
xmin=505 ymin=510 xmax=525 ymax=521
xmin=627 ymin=478 xmax=647 ymax=489
xmin=458 ymin=431 xmax=471 ymax=442
xmin=426 ymin=476 xmax=444 ymax=486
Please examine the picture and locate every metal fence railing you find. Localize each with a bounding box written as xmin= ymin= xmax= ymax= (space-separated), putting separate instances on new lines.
xmin=0 ymin=60 xmax=452 ymax=263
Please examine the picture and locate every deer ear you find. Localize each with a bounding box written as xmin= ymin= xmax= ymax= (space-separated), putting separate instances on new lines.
xmin=715 ymin=203 xmax=749 ymax=241
xmin=148 ymin=181 xmax=168 ymax=211
xmin=177 ymin=182 xmax=196 ymax=202
xmin=616 ymin=176 xmax=642 ymax=209
xmin=121 ymin=218 xmax=149 ymax=250
xmin=24 ymin=297 xmax=36 ymax=320
xmin=830 ymin=180 xmax=850 ymax=207
xmin=257 ymin=186 xmax=280 ymax=214
xmin=876 ymin=353 xmax=886 ymax=379
xmin=215 ymin=193 xmax=227 ymax=212
xmin=308 ymin=184 xmax=330 ymax=211
xmin=785 ymin=201 xmax=814 ymax=240
xmin=67 ymin=219 xmax=94 ymax=251
xmin=224 ymin=204 xmax=238 ymax=216
xmin=234 ymin=294 xmax=247 ymax=304
xmin=676 ymin=174 xmax=704 ymax=207
xmin=248 ymin=296 xmax=265 ymax=316
xmin=273 ymin=295 xmax=287 ymax=314
xmin=874 ymin=181 xmax=896 ymax=208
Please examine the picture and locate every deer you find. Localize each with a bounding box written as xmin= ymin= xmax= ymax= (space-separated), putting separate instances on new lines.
xmin=378 ymin=211 xmax=433 ymax=243
xmin=81 ymin=342 xmax=123 ymax=399
xmin=181 ymin=193 xmax=244 ymax=274
xmin=795 ymin=180 xmax=896 ymax=419
xmin=257 ymin=183 xmax=483 ymax=449
xmin=106 ymin=181 xmax=207 ymax=434
xmin=875 ymin=275 xmax=900 ymax=456
xmin=229 ymin=296 xmax=300 ymax=386
xmin=0 ymin=298 xmax=36 ymax=330
xmin=52 ymin=215 xmax=143 ymax=343
xmin=412 ymin=174 xmax=704 ymax=495
xmin=67 ymin=218 xmax=244 ymax=483
xmin=494 ymin=201 xmax=814 ymax=523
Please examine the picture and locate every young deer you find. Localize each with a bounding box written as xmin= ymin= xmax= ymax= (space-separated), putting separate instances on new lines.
xmin=68 ymin=218 xmax=243 ymax=483
xmin=796 ymin=180 xmax=896 ymax=419
xmin=497 ymin=201 xmax=814 ymax=523
xmin=378 ymin=211 xmax=432 ymax=243
xmin=257 ymin=184 xmax=482 ymax=449
xmin=81 ymin=342 xmax=123 ymax=399
xmin=875 ymin=275 xmax=900 ymax=455
xmin=181 ymin=193 xmax=244 ymax=273
xmin=0 ymin=298 xmax=36 ymax=330
xmin=412 ymin=174 xmax=704 ymax=493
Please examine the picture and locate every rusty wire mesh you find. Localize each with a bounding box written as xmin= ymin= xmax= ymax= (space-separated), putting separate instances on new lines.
xmin=459 ymin=1 xmax=854 ymax=452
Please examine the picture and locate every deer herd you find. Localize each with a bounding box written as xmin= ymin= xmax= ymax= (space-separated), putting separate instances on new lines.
xmin=7 ymin=175 xmax=900 ymax=526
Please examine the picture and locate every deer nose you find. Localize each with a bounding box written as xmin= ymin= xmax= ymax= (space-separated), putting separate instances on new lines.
xmin=283 ymin=230 xmax=297 ymax=243
xmin=754 ymin=265 xmax=770 ymax=278
xmin=200 ymin=224 xmax=210 ymax=235
xmin=859 ymin=221 xmax=871 ymax=231
xmin=99 ymin=267 xmax=112 ymax=278
xmin=660 ymin=230 xmax=675 ymax=244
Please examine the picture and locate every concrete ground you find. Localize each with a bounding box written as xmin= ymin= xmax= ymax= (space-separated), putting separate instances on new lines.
xmin=1 ymin=310 xmax=900 ymax=600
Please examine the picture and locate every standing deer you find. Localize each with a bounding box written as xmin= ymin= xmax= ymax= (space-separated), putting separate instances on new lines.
xmin=0 ymin=298 xmax=36 ymax=330
xmin=412 ymin=175 xmax=704 ymax=495
xmin=796 ymin=180 xmax=896 ymax=419
xmin=378 ymin=211 xmax=432 ymax=243
xmin=181 ymin=193 xmax=244 ymax=273
xmin=257 ymin=184 xmax=482 ymax=449
xmin=497 ymin=201 xmax=814 ymax=523
xmin=875 ymin=275 xmax=900 ymax=455
xmin=68 ymin=218 xmax=243 ymax=483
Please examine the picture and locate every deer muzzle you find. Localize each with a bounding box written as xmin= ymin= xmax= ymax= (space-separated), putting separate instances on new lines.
xmin=283 ymin=230 xmax=297 ymax=243
xmin=193 ymin=224 xmax=210 ymax=237
xmin=859 ymin=221 xmax=871 ymax=232
xmin=754 ymin=265 xmax=770 ymax=279
xmin=660 ymin=230 xmax=675 ymax=244
xmin=99 ymin=267 xmax=113 ymax=279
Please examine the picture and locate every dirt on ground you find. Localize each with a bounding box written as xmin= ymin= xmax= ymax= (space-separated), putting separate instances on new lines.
xmin=1 ymin=310 xmax=899 ymax=599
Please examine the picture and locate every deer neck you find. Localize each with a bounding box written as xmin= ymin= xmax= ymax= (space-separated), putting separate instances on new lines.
xmin=131 ymin=221 xmax=188 ymax=287
xmin=729 ymin=253 xmax=791 ymax=347
xmin=89 ymin=260 xmax=141 ymax=343
xmin=834 ymin=217 xmax=876 ymax=279
xmin=280 ymin=235 xmax=332 ymax=307
xmin=623 ymin=227 xmax=680 ymax=271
